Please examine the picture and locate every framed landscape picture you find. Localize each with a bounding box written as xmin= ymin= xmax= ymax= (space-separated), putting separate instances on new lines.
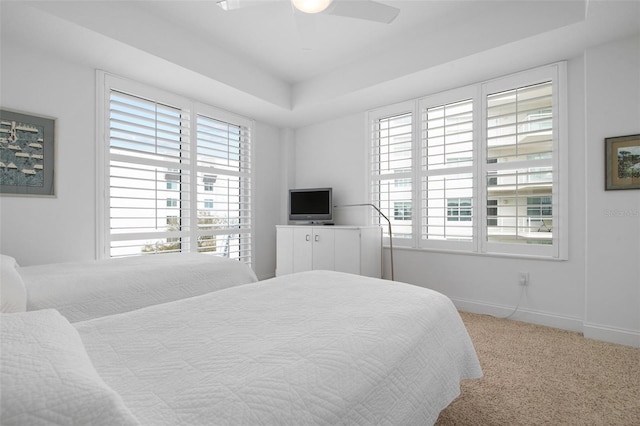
xmin=0 ymin=109 xmax=55 ymax=196
xmin=605 ymin=134 xmax=640 ymax=190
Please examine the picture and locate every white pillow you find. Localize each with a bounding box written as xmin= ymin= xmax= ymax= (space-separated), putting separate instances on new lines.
xmin=0 ymin=309 xmax=140 ymax=426
xmin=0 ymin=254 xmax=27 ymax=313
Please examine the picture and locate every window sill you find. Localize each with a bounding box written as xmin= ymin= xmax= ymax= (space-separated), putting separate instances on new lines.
xmin=382 ymin=244 xmax=568 ymax=262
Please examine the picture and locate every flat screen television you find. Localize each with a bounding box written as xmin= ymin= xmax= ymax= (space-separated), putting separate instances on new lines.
xmin=288 ymin=188 xmax=333 ymax=224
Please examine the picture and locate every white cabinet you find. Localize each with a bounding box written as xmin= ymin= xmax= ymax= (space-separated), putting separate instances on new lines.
xmin=276 ymin=225 xmax=381 ymax=278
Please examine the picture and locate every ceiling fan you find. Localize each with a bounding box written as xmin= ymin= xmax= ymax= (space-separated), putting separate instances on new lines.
xmin=216 ymin=0 xmax=400 ymax=24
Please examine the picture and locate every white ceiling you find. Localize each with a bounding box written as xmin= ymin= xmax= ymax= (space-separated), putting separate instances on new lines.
xmin=1 ymin=1 xmax=640 ymax=128
xmin=140 ymin=0 xmax=483 ymax=84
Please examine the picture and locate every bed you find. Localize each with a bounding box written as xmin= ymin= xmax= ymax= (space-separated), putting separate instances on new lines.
xmin=18 ymin=253 xmax=259 ymax=322
xmin=1 ymin=254 xmax=482 ymax=426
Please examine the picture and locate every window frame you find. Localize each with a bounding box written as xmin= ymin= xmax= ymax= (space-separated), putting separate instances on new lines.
xmin=418 ymin=85 xmax=479 ymax=252
xmin=96 ymin=72 xmax=255 ymax=262
xmin=367 ymin=101 xmax=418 ymax=247
xmin=367 ymin=63 xmax=568 ymax=260
xmin=479 ymin=64 xmax=567 ymax=259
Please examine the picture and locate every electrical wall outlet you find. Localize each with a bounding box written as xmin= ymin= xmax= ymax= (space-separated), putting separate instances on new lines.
xmin=518 ymin=272 xmax=529 ymax=286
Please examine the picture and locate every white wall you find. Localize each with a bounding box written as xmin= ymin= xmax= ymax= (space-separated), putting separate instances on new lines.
xmin=253 ymin=122 xmax=286 ymax=279
xmin=293 ymin=36 xmax=639 ymax=346
xmin=0 ymin=37 xmax=283 ymax=280
xmin=584 ymin=35 xmax=640 ymax=346
xmin=0 ymin=40 xmax=96 ymax=265
xmin=294 ymin=114 xmax=369 ymax=226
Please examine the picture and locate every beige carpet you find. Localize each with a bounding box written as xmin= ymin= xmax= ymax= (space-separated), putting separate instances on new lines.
xmin=436 ymin=312 xmax=640 ymax=425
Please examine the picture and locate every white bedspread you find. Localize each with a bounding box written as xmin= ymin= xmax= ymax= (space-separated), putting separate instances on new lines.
xmin=21 ymin=253 xmax=257 ymax=322
xmin=76 ymin=270 xmax=482 ymax=425
xmin=1 ymin=310 xmax=139 ymax=426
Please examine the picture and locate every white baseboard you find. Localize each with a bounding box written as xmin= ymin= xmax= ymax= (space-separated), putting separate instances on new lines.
xmin=583 ymin=323 xmax=640 ymax=348
xmin=451 ymin=297 xmax=584 ymax=333
xmin=451 ymin=297 xmax=640 ymax=348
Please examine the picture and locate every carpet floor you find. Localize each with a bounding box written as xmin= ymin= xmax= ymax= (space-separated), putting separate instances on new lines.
xmin=436 ymin=312 xmax=640 ymax=425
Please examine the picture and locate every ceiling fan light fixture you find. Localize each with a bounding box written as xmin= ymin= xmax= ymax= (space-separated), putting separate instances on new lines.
xmin=291 ymin=0 xmax=333 ymax=14
xmin=216 ymin=0 xmax=241 ymax=11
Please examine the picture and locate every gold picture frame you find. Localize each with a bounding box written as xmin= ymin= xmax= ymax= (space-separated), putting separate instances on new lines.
xmin=605 ymin=134 xmax=640 ymax=190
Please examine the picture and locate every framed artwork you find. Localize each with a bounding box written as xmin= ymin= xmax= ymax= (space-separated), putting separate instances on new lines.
xmin=0 ymin=109 xmax=55 ymax=196
xmin=605 ymin=134 xmax=640 ymax=190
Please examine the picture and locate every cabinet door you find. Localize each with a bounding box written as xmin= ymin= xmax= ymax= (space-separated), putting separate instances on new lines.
xmin=292 ymin=227 xmax=313 ymax=273
xmin=276 ymin=227 xmax=294 ymax=276
xmin=312 ymin=228 xmax=335 ymax=271
xmin=359 ymin=227 xmax=382 ymax=278
xmin=334 ymin=229 xmax=361 ymax=274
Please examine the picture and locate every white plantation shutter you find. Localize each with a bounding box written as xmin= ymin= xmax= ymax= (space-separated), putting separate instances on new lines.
xmin=481 ymin=65 xmax=561 ymax=258
xmin=195 ymin=112 xmax=252 ymax=260
xmin=367 ymin=63 xmax=566 ymax=259
xmin=369 ymin=103 xmax=415 ymax=244
xmin=99 ymin=74 xmax=253 ymax=262
xmin=108 ymin=91 xmax=191 ymax=256
xmin=419 ymin=91 xmax=475 ymax=250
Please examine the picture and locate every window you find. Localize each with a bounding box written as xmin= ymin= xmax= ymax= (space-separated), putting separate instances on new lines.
xmin=394 ymin=202 xmax=412 ymax=221
xmin=203 ymin=175 xmax=216 ymax=191
xmin=97 ymin=73 xmax=253 ymax=262
xmin=369 ymin=106 xmax=415 ymax=242
xmin=482 ymin=74 xmax=559 ymax=255
xmin=368 ymin=63 xmax=567 ymax=258
xmin=447 ymin=198 xmax=472 ymax=222
xmin=526 ymin=196 xmax=552 ymax=233
xmin=527 ymin=196 xmax=552 ymax=217
xmin=394 ymin=168 xmax=412 ymax=187
xmin=487 ymin=199 xmax=498 ymax=226
xmin=421 ymin=93 xmax=475 ymax=245
xmin=166 ymin=170 xmax=179 ymax=191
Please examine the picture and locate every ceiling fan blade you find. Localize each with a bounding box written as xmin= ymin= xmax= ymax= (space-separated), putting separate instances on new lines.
xmin=326 ymin=0 xmax=400 ymax=24
xmin=216 ymin=0 xmax=242 ymax=11
xmin=217 ymin=0 xmax=400 ymax=24
xmin=216 ymin=0 xmax=274 ymax=11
